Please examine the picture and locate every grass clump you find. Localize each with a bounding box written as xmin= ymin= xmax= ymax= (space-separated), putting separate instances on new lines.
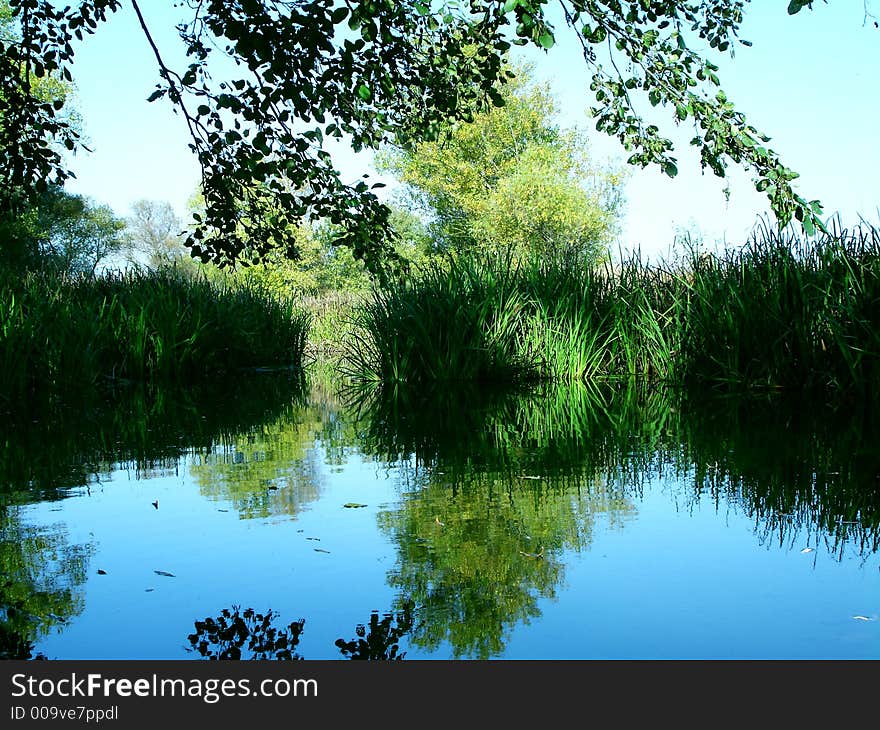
xmin=343 ymin=255 xmax=535 ymax=384
xmin=342 ymin=251 xmax=679 ymax=386
xmin=679 ymin=222 xmax=880 ymax=394
xmin=344 ymin=221 xmax=880 ymax=399
xmin=0 ymin=266 xmax=310 ymax=408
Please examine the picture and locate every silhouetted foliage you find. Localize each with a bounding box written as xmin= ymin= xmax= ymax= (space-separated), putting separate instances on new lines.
xmin=187 ymin=606 xmax=305 ymax=660
xmin=335 ymin=603 xmax=415 ymax=660
xmin=1 ymin=1 xmax=841 ymax=276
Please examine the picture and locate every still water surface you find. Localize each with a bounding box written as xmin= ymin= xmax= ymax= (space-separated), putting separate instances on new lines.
xmin=2 ymin=377 xmax=878 ymax=659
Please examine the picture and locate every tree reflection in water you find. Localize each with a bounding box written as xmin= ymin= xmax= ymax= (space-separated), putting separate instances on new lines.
xmin=346 ymin=380 xmax=880 ymax=658
xmin=0 ymin=507 xmax=93 ymax=660
xmin=187 ymin=606 xmax=306 ymax=660
xmin=187 ymin=603 xmax=416 ymax=660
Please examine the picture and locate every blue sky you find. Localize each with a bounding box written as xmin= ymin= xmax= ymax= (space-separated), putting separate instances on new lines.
xmin=63 ymin=2 xmax=879 ymax=260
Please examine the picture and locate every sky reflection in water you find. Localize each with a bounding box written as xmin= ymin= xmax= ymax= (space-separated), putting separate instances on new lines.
xmin=1 ymin=377 xmax=877 ymax=659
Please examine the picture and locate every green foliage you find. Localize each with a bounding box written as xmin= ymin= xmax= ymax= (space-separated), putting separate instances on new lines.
xmin=186 ymin=186 xmax=376 ymax=298
xmin=225 ymin=205 xmax=438 ymax=299
xmin=0 ymin=0 xmax=104 ymax=204
xmin=381 ymin=67 xmax=623 ymax=259
xmin=345 ymin=222 xmax=880 ymax=399
xmin=0 ymin=267 xmax=311 ymax=407
xmin=304 ymin=291 xmax=366 ymax=365
xmin=34 ymin=189 xmax=126 ymax=274
xmin=343 ymin=250 xmax=675 ymax=385
xmin=204 ymin=224 xmax=371 ymax=298
xmin=1 ymin=187 xmax=126 ymax=273
xmin=0 ymin=1 xmax=847 ymax=275
xmin=677 ymin=222 xmax=880 ymax=393
xmin=345 ymin=254 xmax=538 ymax=385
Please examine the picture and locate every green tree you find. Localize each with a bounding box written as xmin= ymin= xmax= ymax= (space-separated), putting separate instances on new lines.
xmin=125 ymin=199 xmax=187 ymax=269
xmin=1 ymin=1 xmax=856 ymax=274
xmin=4 ymin=186 xmax=126 ymax=274
xmin=35 ymin=189 xmax=126 ymax=274
xmin=380 ymin=67 xmax=623 ymax=260
xmin=1 ymin=0 xmax=89 ymax=271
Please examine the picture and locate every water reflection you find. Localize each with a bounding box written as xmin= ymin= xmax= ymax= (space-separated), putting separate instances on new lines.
xmin=1 ymin=375 xmax=877 ymax=659
xmin=349 ymin=383 xmax=649 ymax=657
xmin=187 ymin=606 xmax=305 ymax=660
xmin=684 ymin=396 xmax=880 ymax=556
xmin=1 ymin=374 xmax=307 ymax=657
xmin=0 ymin=374 xmax=307 ymax=499
xmin=0 ymin=507 xmax=93 ymax=659
xmin=350 ymin=381 xmax=880 ymax=556
xmin=349 ymin=382 xmax=880 ymax=657
xmin=187 ymin=604 xmax=415 ymax=660
xmin=187 ymin=379 xmax=366 ymax=520
xmin=335 ymin=603 xmax=415 ymax=660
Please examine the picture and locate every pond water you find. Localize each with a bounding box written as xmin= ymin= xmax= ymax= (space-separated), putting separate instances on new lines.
xmin=2 ymin=377 xmax=878 ymax=660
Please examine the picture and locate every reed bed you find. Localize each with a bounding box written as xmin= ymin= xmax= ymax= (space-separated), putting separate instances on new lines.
xmin=0 ymin=267 xmax=311 ymax=408
xmin=344 ymin=222 xmax=880 ymax=399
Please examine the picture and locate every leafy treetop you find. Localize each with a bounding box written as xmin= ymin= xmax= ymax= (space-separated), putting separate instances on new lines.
xmin=380 ymin=66 xmax=623 ymax=260
xmin=0 ymin=1 xmax=863 ymax=278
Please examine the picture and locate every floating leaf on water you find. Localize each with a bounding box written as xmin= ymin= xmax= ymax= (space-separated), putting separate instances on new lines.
xmin=97 ymin=569 xmax=107 ymax=575
xmin=343 ymin=503 xmax=368 ymax=509
xmin=154 ymin=570 xmax=176 ymax=577
xmin=314 ymin=548 xmax=331 ymax=554
xmin=800 ymin=548 xmax=814 ymax=554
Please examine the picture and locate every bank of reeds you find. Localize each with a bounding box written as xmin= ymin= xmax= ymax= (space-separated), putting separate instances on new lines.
xmin=344 ymin=222 xmax=880 ymax=399
xmin=0 ymin=267 xmax=310 ymax=408
xmin=343 ymin=257 xmax=535 ymax=383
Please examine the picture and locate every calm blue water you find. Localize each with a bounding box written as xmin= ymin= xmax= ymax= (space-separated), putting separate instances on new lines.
xmin=2 ymin=379 xmax=878 ymax=659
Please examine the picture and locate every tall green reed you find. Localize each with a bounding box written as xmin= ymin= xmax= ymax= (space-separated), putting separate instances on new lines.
xmin=0 ymin=266 xmax=311 ymax=408
xmin=679 ymin=221 xmax=880 ymax=394
xmin=344 ymin=221 xmax=880 ymax=399
xmin=343 ymin=254 xmax=535 ymax=384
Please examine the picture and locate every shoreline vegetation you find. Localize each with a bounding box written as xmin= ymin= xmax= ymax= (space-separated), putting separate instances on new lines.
xmin=2 ymin=222 xmax=879 ymax=411
xmin=343 ymin=222 xmax=880 ymax=401
xmin=0 ymin=267 xmax=310 ymax=411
